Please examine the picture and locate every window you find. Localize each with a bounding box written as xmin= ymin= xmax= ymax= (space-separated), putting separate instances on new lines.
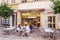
xmin=11 ymin=0 xmax=15 ymax=3
xmin=2 ymin=0 xmax=5 ymax=3
xmin=2 ymin=0 xmax=8 ymax=4
xmin=34 ymin=0 xmax=38 ymax=1
xmin=50 ymin=0 xmax=60 ymax=1
xmin=48 ymin=24 xmax=52 ymax=28
xmin=53 ymin=17 xmax=55 ymax=22
xmin=22 ymin=0 xmax=27 ymax=3
xmin=48 ymin=16 xmax=55 ymax=28
xmin=2 ymin=18 xmax=10 ymax=26
xmin=48 ymin=17 xmax=52 ymax=22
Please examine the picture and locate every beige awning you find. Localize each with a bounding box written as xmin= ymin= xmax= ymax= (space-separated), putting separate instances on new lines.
xmin=18 ymin=1 xmax=54 ymax=11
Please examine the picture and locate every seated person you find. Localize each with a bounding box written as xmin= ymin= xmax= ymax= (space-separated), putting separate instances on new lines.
xmin=29 ymin=24 xmax=33 ymax=33
xmin=22 ymin=24 xmax=30 ymax=36
xmin=16 ymin=24 xmax=22 ymax=36
xmin=16 ymin=24 xmax=21 ymax=32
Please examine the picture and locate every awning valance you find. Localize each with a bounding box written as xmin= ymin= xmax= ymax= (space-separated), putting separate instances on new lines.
xmin=18 ymin=1 xmax=54 ymax=11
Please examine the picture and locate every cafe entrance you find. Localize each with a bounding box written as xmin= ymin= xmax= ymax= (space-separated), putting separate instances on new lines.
xmin=21 ymin=11 xmax=41 ymax=27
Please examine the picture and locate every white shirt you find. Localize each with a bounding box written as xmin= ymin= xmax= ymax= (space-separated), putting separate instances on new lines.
xmin=21 ymin=26 xmax=25 ymax=31
xmin=16 ymin=27 xmax=20 ymax=31
xmin=25 ymin=26 xmax=30 ymax=33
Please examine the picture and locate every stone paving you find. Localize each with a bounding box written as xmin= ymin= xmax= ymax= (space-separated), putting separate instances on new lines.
xmin=0 ymin=27 xmax=47 ymax=40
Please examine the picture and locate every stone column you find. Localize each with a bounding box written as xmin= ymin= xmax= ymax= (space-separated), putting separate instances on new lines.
xmin=40 ymin=12 xmax=45 ymax=28
xmin=0 ymin=17 xmax=2 ymax=26
xmin=17 ymin=11 xmax=21 ymax=26
xmin=43 ymin=10 xmax=48 ymax=28
xmin=56 ymin=14 xmax=60 ymax=29
xmin=40 ymin=10 xmax=47 ymax=28
xmin=14 ymin=12 xmax=16 ymax=26
xmin=10 ymin=16 xmax=12 ymax=27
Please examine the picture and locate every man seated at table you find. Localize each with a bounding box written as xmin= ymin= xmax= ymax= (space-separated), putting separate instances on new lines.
xmin=21 ymin=24 xmax=30 ymax=37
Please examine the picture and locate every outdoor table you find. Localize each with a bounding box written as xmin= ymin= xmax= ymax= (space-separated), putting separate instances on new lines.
xmin=44 ymin=28 xmax=54 ymax=40
xmin=53 ymin=29 xmax=60 ymax=40
xmin=4 ymin=27 xmax=16 ymax=34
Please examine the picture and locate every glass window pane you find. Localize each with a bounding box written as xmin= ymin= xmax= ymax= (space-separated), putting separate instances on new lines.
xmin=53 ymin=24 xmax=55 ymax=28
xmin=48 ymin=24 xmax=52 ymax=28
xmin=2 ymin=19 xmax=9 ymax=26
xmin=22 ymin=0 xmax=27 ymax=3
xmin=48 ymin=17 xmax=52 ymax=22
xmin=11 ymin=0 xmax=15 ymax=3
xmin=34 ymin=0 xmax=38 ymax=1
xmin=53 ymin=17 xmax=55 ymax=22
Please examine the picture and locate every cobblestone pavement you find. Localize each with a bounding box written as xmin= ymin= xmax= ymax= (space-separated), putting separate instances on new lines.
xmin=0 ymin=27 xmax=47 ymax=40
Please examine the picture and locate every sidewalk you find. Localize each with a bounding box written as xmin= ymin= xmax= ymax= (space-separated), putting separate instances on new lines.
xmin=0 ymin=27 xmax=46 ymax=40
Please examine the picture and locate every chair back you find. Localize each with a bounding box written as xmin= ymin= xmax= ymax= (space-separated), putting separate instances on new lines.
xmin=40 ymin=27 xmax=45 ymax=34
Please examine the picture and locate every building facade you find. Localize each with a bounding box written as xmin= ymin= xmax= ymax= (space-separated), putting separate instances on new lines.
xmin=17 ymin=1 xmax=55 ymax=29
xmin=0 ymin=0 xmax=60 ymax=29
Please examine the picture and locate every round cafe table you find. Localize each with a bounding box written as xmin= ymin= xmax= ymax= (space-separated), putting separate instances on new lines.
xmin=44 ymin=28 xmax=54 ymax=40
xmin=4 ymin=27 xmax=16 ymax=34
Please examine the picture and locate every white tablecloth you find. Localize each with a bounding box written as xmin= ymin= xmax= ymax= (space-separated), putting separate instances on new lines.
xmin=44 ymin=28 xmax=54 ymax=33
xmin=4 ymin=27 xmax=16 ymax=30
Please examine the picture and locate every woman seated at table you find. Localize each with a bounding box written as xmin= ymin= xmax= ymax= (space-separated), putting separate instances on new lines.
xmin=16 ymin=24 xmax=22 ymax=36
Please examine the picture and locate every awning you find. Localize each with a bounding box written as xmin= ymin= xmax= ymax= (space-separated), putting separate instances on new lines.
xmin=18 ymin=1 xmax=54 ymax=11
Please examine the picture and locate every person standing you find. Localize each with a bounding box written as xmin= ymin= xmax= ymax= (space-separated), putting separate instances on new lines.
xmin=36 ymin=17 xmax=40 ymax=28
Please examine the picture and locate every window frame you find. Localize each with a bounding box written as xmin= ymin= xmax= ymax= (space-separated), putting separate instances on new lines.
xmin=2 ymin=0 xmax=8 ymax=4
xmin=11 ymin=0 xmax=15 ymax=3
xmin=34 ymin=0 xmax=38 ymax=1
xmin=21 ymin=0 xmax=27 ymax=3
xmin=48 ymin=16 xmax=56 ymax=29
